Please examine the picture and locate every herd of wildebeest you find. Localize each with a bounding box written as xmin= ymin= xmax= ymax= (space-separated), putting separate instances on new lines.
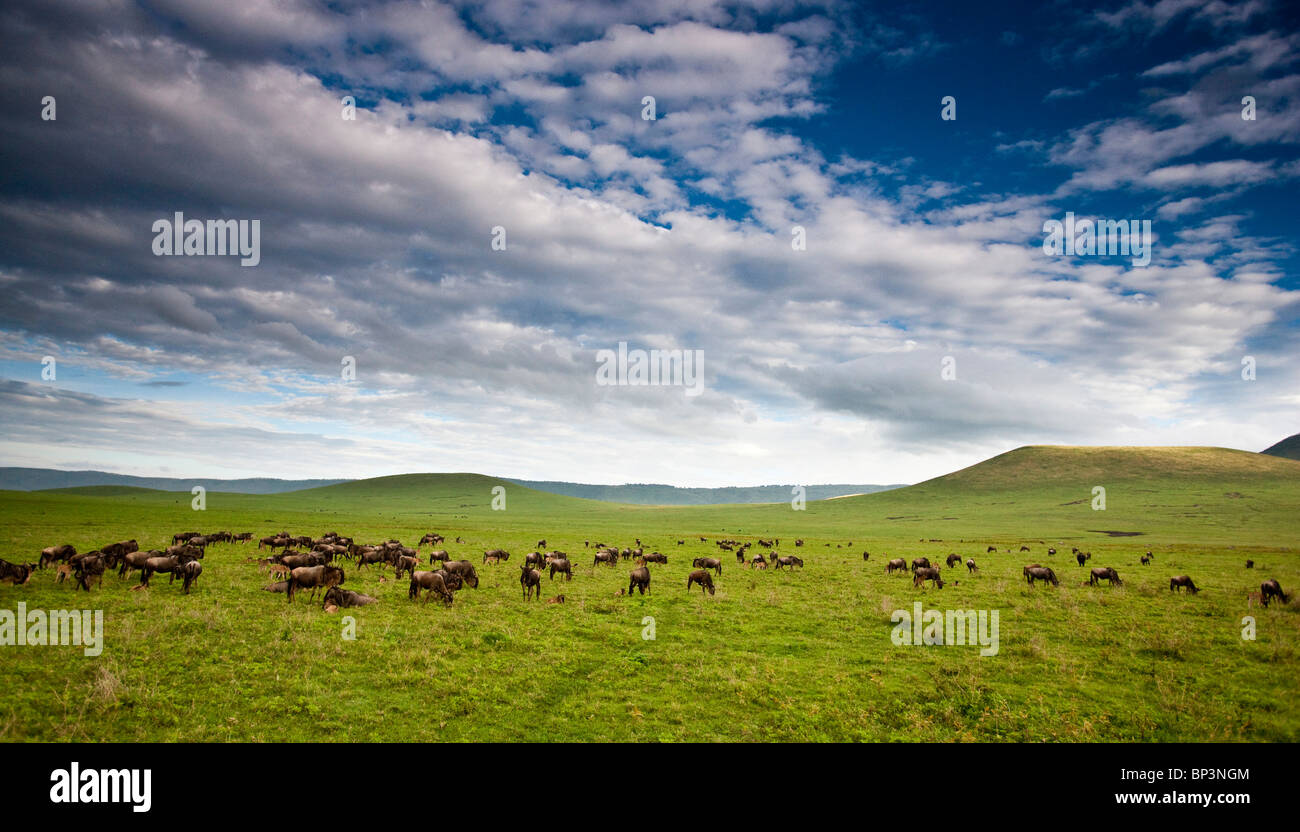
xmin=0 ymin=531 xmax=1292 ymax=612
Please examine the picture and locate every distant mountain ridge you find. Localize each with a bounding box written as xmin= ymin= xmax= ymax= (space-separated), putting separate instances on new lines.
xmin=1261 ymin=433 xmax=1300 ymax=461
xmin=505 ymin=479 xmax=905 ymax=504
xmin=0 ymin=468 xmax=349 ymax=494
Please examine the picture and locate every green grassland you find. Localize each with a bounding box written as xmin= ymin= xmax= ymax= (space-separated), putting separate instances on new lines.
xmin=0 ymin=446 xmax=1297 ymax=742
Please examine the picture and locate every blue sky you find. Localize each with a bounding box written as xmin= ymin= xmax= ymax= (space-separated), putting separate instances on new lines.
xmin=0 ymin=0 xmax=1296 ymax=486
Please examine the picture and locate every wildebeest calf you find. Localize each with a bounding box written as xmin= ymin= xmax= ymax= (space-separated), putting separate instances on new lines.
xmin=520 ymin=565 xmax=542 ymax=600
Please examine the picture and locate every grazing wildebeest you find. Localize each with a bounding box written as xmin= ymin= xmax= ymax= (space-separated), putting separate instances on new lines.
xmin=912 ymin=567 xmax=944 ymax=589
xmin=910 ymin=557 xmax=931 ymax=572
xmin=594 ymin=550 xmax=619 ymax=567
xmin=1047 ymin=548 xmax=1057 ymax=556
xmin=692 ymin=557 xmax=722 ymax=576
xmin=548 ymin=558 xmax=572 ymax=581
xmin=442 ymin=561 xmax=480 ymax=588
xmin=1089 ymin=566 xmax=1122 ymax=587
xmin=795 ymin=539 xmax=804 ymax=547
xmin=966 ymin=558 xmax=978 ymax=573
xmin=773 ymin=555 xmax=803 ymax=570
xmin=180 ymin=560 xmax=203 ymax=594
xmin=139 ymin=554 xmax=194 ymax=588
xmin=1245 ymin=560 xmax=1254 ymax=569
xmin=1077 ymin=552 xmax=1092 ymax=566
xmin=986 ymin=546 xmax=997 ymax=553
xmin=279 ymin=551 xmax=326 ymax=570
xmin=525 ymin=551 xmax=547 ymax=570
xmin=946 ymin=553 xmax=962 ymax=568
xmin=483 ymin=548 xmax=510 ymax=564
xmin=686 ymin=569 xmax=716 ymax=595
xmin=39 ymin=544 xmax=76 ymax=569
xmin=628 ymin=566 xmax=651 ymax=595
xmin=101 ymin=539 xmax=139 ymax=560
xmin=426 ymin=549 xmax=451 ymax=564
xmin=394 ymin=555 xmax=420 ymax=580
xmin=323 ymin=586 xmax=376 ymax=608
xmin=286 ymin=565 xmax=344 ymax=602
xmin=677 ymin=540 xmax=684 ymax=546
xmin=1140 ymin=555 xmax=1150 ymax=565
xmin=1169 ymin=575 xmax=1199 ymax=594
xmin=749 ymin=554 xmax=767 ymax=570
xmin=1024 ymin=566 xmax=1059 ymax=587
xmin=886 ymin=558 xmax=908 ymax=574
xmin=71 ymin=553 xmax=109 ymax=591
xmin=1019 ymin=545 xmax=1030 ymax=552
xmin=172 ymin=531 xmax=200 ymax=545
xmin=118 ymin=550 xmax=161 ymax=580
xmin=0 ymin=559 xmax=34 ymax=585
xmin=536 ymin=539 xmax=546 ymax=549
xmin=263 ymin=580 xmax=290 ymax=593
xmin=409 ymin=571 xmax=454 ymax=605
xmin=233 ymin=532 xmax=253 ymax=543
xmin=1260 ymin=579 xmax=1288 ymax=606
xmin=418 ymin=533 xmax=444 ymax=548
xmin=520 ymin=565 xmax=542 ymax=600
xmin=641 ymin=552 xmax=667 ymax=565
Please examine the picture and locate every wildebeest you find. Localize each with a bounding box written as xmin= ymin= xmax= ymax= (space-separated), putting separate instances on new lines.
xmin=749 ymin=554 xmax=767 ymax=570
xmin=409 ymin=571 xmax=454 ymax=605
xmin=772 ymin=555 xmax=803 ymax=570
xmin=1089 ymin=566 xmax=1122 ymax=587
xmin=263 ymin=580 xmax=290 ymax=593
xmin=1019 ymin=545 xmax=1030 ymax=552
xmin=525 ymin=551 xmax=547 ymax=570
xmin=1077 ymin=552 xmax=1092 ymax=566
xmin=886 ymin=558 xmax=908 ymax=575
xmin=418 ymin=533 xmax=444 ymax=548
xmin=355 ymin=547 xmax=387 ymax=570
xmin=442 ymin=561 xmax=480 ymax=588
xmin=279 ymin=551 xmax=326 ymax=570
xmin=394 ymin=555 xmax=420 ymax=580
xmin=910 ymin=557 xmax=931 ymax=572
xmin=1245 ymin=560 xmax=1254 ymax=569
xmin=139 ymin=554 xmax=196 ymax=588
xmin=72 ymin=553 xmax=109 ymax=591
xmin=0 ymin=559 xmax=34 ymax=585
xmin=1169 ymin=575 xmax=1199 ymax=594
xmin=945 ymin=553 xmax=962 ymax=568
xmin=692 ymin=557 xmax=722 ymax=576
xmin=101 ymin=539 xmax=139 ymax=560
xmin=686 ymin=569 xmax=716 ymax=595
xmin=172 ymin=531 xmax=199 ymax=545
xmin=548 ymin=558 xmax=572 ymax=581
xmin=628 ymin=566 xmax=651 ymax=595
xmin=1140 ymin=555 xmax=1150 ymax=565
xmin=39 ymin=544 xmax=76 ymax=569
xmin=536 ymin=539 xmax=547 ymax=549
xmin=180 ymin=560 xmax=203 ymax=594
xmin=118 ymin=550 xmax=161 ymax=580
xmin=913 ymin=567 xmax=944 ymax=589
xmin=483 ymin=548 xmax=510 ymax=564
xmin=520 ymin=565 xmax=542 ymax=600
xmin=862 ymin=551 xmax=870 ymax=561
xmin=641 ymin=552 xmax=667 ymax=565
xmin=323 ymin=586 xmax=377 ymax=608
xmin=1260 ymin=579 xmax=1289 ymax=606
xmin=986 ymin=546 xmax=997 ymax=553
xmin=547 ymin=594 xmax=565 ymax=604
xmin=594 ymin=550 xmax=619 ymax=567
xmin=233 ymin=532 xmax=253 ymax=543
xmin=1047 ymin=548 xmax=1057 ymax=556
xmin=1024 ymin=566 xmax=1059 ymax=587
xmin=426 ymin=549 xmax=451 ymax=564
xmin=286 ymin=565 xmax=344 ymax=602
xmin=966 ymin=558 xmax=978 ymax=573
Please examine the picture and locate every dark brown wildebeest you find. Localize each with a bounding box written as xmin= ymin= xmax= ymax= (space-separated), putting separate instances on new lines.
xmin=394 ymin=555 xmax=420 ymax=580
xmin=118 ymin=550 xmax=160 ymax=579
xmin=165 ymin=542 xmax=204 ymax=560
xmin=735 ymin=550 xmax=746 ymax=565
xmin=39 ymin=544 xmax=76 ymax=569
xmin=263 ymin=580 xmax=290 ymax=593
xmin=1089 ymin=566 xmax=1122 ymax=587
xmin=910 ymin=557 xmax=931 ymax=572
xmin=172 ymin=531 xmax=199 ymax=545
xmin=629 ymin=566 xmax=651 ymax=595
xmin=1260 ymin=579 xmax=1288 ymax=606
xmin=862 ymin=551 xmax=870 ymax=561
xmin=686 ymin=569 xmax=716 ymax=595
xmin=409 ymin=571 xmax=454 ymax=605
xmin=286 ymin=565 xmax=344 ymax=602
xmin=641 ymin=552 xmax=668 ymax=565
xmin=1169 ymin=575 xmax=1199 ymax=594
xmin=749 ymin=553 xmax=767 ymax=570
xmin=139 ymin=554 xmax=194 ymax=588
xmin=1019 ymin=545 xmax=1030 ymax=552
xmin=233 ymin=532 xmax=253 ymax=543
xmin=692 ymin=557 xmax=723 ymax=576
xmin=773 ymin=555 xmax=803 ymax=570
xmin=1024 ymin=566 xmax=1059 ymax=587
xmin=525 ymin=551 xmax=547 ymax=570
xmin=912 ymin=567 xmax=944 ymax=589
xmin=1077 ymin=552 xmax=1092 ymax=566
xmin=677 ymin=540 xmax=685 ymax=546
xmin=1245 ymin=560 xmax=1254 ymax=569
xmin=536 ymin=539 xmax=547 ymax=549
xmin=0 ymin=559 xmax=34 ymax=585
xmin=71 ymin=553 xmax=109 ymax=591
xmin=986 ymin=546 xmax=997 ymax=553
xmin=180 ymin=560 xmax=203 ymax=594
xmin=483 ymin=548 xmax=510 ymax=564
xmin=520 ymin=565 xmax=542 ymax=600
xmin=101 ymin=539 xmax=139 ymax=560
xmin=594 ymin=550 xmax=619 ymax=567
xmin=323 ymin=586 xmax=377 ymax=608
xmin=886 ymin=558 xmax=908 ymax=574
xmin=355 ymin=548 xmax=387 ymax=570
xmin=418 ymin=533 xmax=444 ymax=548
xmin=279 ymin=551 xmax=326 ymax=570
xmin=1145 ymin=550 xmax=1154 ymax=560
xmin=548 ymin=558 xmax=572 ymax=581
xmin=426 ymin=549 xmax=451 ymax=564
xmin=1047 ymin=547 xmax=1057 ymax=556
xmin=1140 ymin=555 xmax=1150 ymax=565
xmin=795 ymin=539 xmax=804 ymax=547
xmin=442 ymin=561 xmax=480 ymax=588
xmin=946 ymin=553 xmax=962 ymax=568
xmin=966 ymin=559 xmax=978 ymax=573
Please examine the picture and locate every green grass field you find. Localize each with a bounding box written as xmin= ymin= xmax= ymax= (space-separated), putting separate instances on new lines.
xmin=1 ymin=446 xmax=1297 ymax=742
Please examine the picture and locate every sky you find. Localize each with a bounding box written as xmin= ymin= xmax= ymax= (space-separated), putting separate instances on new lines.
xmin=0 ymin=0 xmax=1297 ymax=487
